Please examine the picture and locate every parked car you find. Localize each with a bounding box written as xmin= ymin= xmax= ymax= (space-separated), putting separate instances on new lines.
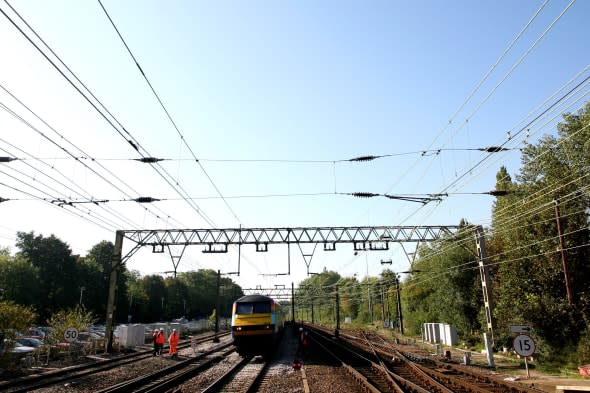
xmin=24 ymin=328 xmax=46 ymax=339
xmin=16 ymin=337 xmax=44 ymax=347
xmin=1 ymin=339 xmax=36 ymax=358
xmin=77 ymin=331 xmax=102 ymax=343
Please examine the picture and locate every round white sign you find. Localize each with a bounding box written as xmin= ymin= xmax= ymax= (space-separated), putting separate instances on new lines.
xmin=513 ymin=334 xmax=536 ymax=357
xmin=64 ymin=327 xmax=79 ymax=343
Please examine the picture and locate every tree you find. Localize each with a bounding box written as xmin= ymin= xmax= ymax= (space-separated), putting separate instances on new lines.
xmin=15 ymin=232 xmax=78 ymax=322
xmin=139 ymin=275 xmax=167 ymax=321
xmin=491 ymin=103 xmax=590 ymax=359
xmin=403 ymin=226 xmax=482 ymax=338
xmin=0 ymin=253 xmax=40 ymax=307
xmin=78 ymin=241 xmax=130 ymax=322
xmin=297 ymin=269 xmax=343 ymax=324
xmin=126 ymin=270 xmax=149 ymax=322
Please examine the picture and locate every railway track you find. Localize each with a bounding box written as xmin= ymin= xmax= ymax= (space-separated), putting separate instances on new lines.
xmin=96 ymin=342 xmax=235 ymax=393
xmin=200 ymin=355 xmax=268 ymax=393
xmin=310 ymin=328 xmax=398 ymax=392
xmin=0 ymin=331 xmax=230 ymax=393
xmin=362 ymin=330 xmax=545 ymax=393
xmin=304 ymin=325 xmax=547 ymax=393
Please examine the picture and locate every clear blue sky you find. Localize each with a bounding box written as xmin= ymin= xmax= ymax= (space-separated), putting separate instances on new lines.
xmin=1 ymin=0 xmax=588 ymax=289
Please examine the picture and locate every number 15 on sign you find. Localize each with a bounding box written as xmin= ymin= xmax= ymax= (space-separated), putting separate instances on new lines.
xmin=514 ymin=334 xmax=536 ymax=356
xmin=514 ymin=334 xmax=536 ymax=378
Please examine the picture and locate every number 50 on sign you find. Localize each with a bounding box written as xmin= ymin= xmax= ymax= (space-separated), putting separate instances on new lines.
xmin=513 ymin=334 xmax=536 ymax=357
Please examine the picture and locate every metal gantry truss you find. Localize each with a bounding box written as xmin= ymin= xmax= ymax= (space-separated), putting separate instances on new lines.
xmin=119 ymin=225 xmax=461 ymax=265
xmin=241 ymin=286 xmax=293 ymax=302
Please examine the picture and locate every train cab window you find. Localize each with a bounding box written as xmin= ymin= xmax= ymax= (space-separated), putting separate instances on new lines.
xmin=236 ymin=302 xmax=271 ymax=314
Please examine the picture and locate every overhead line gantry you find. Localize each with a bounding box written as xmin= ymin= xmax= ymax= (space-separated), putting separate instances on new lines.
xmin=104 ymin=225 xmax=461 ymax=352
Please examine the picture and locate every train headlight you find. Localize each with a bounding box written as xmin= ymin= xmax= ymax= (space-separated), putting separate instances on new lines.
xmin=236 ymin=327 xmax=242 ymax=331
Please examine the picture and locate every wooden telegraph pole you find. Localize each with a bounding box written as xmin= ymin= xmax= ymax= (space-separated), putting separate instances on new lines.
xmin=554 ymin=200 xmax=573 ymax=305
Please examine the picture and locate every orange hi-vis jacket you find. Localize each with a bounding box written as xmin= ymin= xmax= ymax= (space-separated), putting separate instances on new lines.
xmin=169 ymin=331 xmax=179 ymax=354
xmin=156 ymin=331 xmax=165 ymax=345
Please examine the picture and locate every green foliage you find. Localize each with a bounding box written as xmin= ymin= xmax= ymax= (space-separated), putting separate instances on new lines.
xmin=0 ymin=301 xmax=37 ymax=339
xmin=77 ymin=241 xmax=120 ymax=319
xmin=15 ymin=231 xmax=78 ymax=322
xmin=208 ymin=308 xmax=217 ymax=326
xmin=491 ymin=102 xmax=590 ymax=362
xmin=45 ymin=305 xmax=96 ymax=345
xmin=576 ymin=329 xmax=590 ymax=366
xmin=0 ymin=301 xmax=36 ymax=368
xmin=2 ymin=235 xmax=242 ymax=327
xmin=296 ymin=270 xmax=350 ymax=325
xmin=0 ymin=254 xmax=40 ymax=306
xmin=403 ymin=228 xmax=482 ymax=337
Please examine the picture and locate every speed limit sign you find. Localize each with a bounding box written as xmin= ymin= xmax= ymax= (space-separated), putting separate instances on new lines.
xmin=513 ymin=334 xmax=536 ymax=357
xmin=64 ymin=327 xmax=79 ymax=343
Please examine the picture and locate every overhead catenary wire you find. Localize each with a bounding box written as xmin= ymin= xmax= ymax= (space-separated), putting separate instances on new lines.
xmin=369 ymin=174 xmax=590 ymax=289
xmin=378 ymin=0 xmax=555 ymax=204
xmin=0 ymin=137 xmax=142 ymax=229
xmin=5 ymin=146 xmax=515 ymax=164
xmin=0 ymin=180 xmax=116 ymax=232
xmin=404 ymin=65 xmax=590 ymax=231
xmin=391 ymin=184 xmax=590 ymax=288
xmin=450 ymin=97 xmax=590 ymax=226
xmin=0 ymin=91 xmax=179 ymax=229
xmin=435 ymin=0 xmax=577 ymax=153
xmin=407 ymin=0 xmax=578 ymax=192
xmin=443 ymin=81 xmax=590 ymax=198
xmin=397 ymin=71 xmax=590 ymax=227
xmin=412 ymin=76 xmax=588 ymax=248
xmin=377 ymin=1 xmax=580 ymax=231
xmin=0 ymin=1 xmax=217 ymax=228
xmin=97 ymin=0 xmax=241 ymax=225
xmin=0 ymin=164 xmax=130 ymax=231
xmin=442 ymin=85 xmax=590 ymax=216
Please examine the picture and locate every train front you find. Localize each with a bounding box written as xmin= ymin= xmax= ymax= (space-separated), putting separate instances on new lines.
xmin=231 ymin=294 xmax=280 ymax=355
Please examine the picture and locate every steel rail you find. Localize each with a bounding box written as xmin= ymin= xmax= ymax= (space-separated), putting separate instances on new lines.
xmin=96 ymin=342 xmax=234 ymax=393
xmin=1 ymin=332 xmax=230 ymax=392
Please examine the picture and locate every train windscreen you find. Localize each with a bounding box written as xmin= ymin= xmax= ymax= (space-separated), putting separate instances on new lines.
xmin=236 ymin=301 xmax=271 ymax=314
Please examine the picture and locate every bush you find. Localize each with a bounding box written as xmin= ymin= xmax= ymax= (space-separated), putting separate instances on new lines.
xmin=45 ymin=305 xmax=96 ymax=345
xmin=0 ymin=301 xmax=37 ymax=369
xmin=577 ymin=329 xmax=590 ymax=365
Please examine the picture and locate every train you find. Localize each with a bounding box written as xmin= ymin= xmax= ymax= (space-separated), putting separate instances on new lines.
xmin=231 ymin=294 xmax=284 ymax=356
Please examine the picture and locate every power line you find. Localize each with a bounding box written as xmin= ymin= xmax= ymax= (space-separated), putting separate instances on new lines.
xmin=379 ymin=0 xmax=554 ymax=201
xmin=0 ymin=180 xmax=115 ymax=232
xmin=381 ymin=1 xmax=579 ymax=229
xmin=5 ymin=146 xmax=515 ymax=164
xmin=0 ymin=90 xmax=181 ymax=228
xmin=398 ymin=72 xmax=590 ymax=226
xmin=0 ymin=1 xmax=217 ymax=228
xmin=97 ymin=0 xmax=241 ymax=225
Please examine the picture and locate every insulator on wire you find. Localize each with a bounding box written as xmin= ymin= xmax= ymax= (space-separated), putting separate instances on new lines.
xmin=0 ymin=197 xmax=10 ymax=203
xmin=351 ymin=192 xmax=379 ymax=198
xmin=134 ymin=197 xmax=160 ymax=203
xmin=0 ymin=157 xmax=17 ymax=163
xmin=349 ymin=155 xmax=379 ymax=162
xmin=134 ymin=157 xmax=164 ymax=163
xmin=480 ymin=146 xmax=509 ymax=153
xmin=486 ymin=190 xmax=510 ymax=196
